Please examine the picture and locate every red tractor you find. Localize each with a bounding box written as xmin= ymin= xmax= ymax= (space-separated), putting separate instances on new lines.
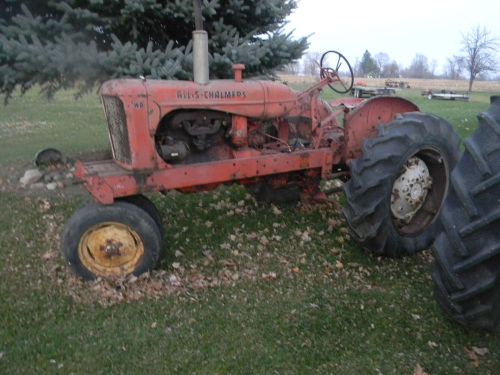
xmin=61 ymin=8 xmax=460 ymax=285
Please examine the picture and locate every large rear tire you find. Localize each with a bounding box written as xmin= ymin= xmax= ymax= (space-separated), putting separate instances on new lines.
xmin=432 ymin=97 xmax=500 ymax=332
xmin=343 ymin=112 xmax=461 ymax=257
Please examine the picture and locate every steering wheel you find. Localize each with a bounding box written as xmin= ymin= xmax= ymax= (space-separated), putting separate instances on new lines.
xmin=319 ymin=50 xmax=354 ymax=94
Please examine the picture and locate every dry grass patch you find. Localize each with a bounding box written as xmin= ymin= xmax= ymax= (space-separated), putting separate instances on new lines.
xmin=279 ymin=74 xmax=500 ymax=92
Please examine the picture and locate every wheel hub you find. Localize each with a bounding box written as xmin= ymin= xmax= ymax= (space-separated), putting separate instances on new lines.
xmin=100 ymin=239 xmax=124 ymax=258
xmin=391 ymin=157 xmax=432 ymax=224
xmin=78 ymin=222 xmax=144 ymax=277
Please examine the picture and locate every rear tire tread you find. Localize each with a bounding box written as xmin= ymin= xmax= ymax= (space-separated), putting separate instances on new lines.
xmin=450 ymin=170 xmax=479 ymax=218
xmin=432 ymin=98 xmax=500 ymax=332
xmin=463 ymin=138 xmax=492 ymax=177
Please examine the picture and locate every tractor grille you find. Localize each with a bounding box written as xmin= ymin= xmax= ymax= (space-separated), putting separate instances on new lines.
xmin=102 ymin=95 xmax=131 ymax=164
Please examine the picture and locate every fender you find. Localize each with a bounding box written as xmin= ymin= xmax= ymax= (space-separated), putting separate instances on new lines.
xmin=342 ymin=96 xmax=419 ymax=163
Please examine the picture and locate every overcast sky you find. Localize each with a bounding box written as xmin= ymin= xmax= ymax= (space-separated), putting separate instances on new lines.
xmin=285 ymin=0 xmax=500 ymax=74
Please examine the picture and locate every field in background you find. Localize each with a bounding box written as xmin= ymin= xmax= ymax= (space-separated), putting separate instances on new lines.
xmin=1 ymin=85 xmax=500 ymax=374
xmin=280 ymin=74 xmax=500 ymax=92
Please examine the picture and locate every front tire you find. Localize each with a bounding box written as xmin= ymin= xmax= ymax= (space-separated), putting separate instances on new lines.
xmin=118 ymin=195 xmax=164 ymax=239
xmin=432 ymin=97 xmax=500 ymax=332
xmin=61 ymin=201 xmax=162 ymax=280
xmin=343 ymin=112 xmax=461 ymax=257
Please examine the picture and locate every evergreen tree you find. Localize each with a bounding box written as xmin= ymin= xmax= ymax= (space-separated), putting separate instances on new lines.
xmin=0 ymin=0 xmax=307 ymax=100
xmin=358 ymin=50 xmax=379 ymax=77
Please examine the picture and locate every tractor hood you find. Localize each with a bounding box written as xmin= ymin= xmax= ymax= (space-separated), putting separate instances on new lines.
xmin=144 ymin=79 xmax=299 ymax=119
xmin=100 ymin=79 xmax=148 ymax=97
xmin=101 ymin=78 xmax=300 ymax=120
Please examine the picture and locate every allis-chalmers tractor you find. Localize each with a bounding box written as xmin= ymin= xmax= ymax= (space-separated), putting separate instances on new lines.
xmin=63 ymin=3 xmax=500 ymax=331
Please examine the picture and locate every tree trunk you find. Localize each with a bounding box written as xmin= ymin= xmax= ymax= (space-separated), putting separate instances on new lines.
xmin=468 ymin=73 xmax=475 ymax=93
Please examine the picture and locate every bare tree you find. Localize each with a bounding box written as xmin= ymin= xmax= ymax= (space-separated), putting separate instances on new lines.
xmin=303 ymin=52 xmax=322 ymax=76
xmin=382 ymin=60 xmax=400 ymax=78
xmin=445 ymin=56 xmax=464 ymax=80
xmin=404 ymin=54 xmax=433 ymax=78
xmin=284 ymin=61 xmax=301 ymax=75
xmin=429 ymin=58 xmax=438 ymax=77
xmin=461 ymin=25 xmax=499 ymax=92
xmin=374 ymin=52 xmax=390 ymax=77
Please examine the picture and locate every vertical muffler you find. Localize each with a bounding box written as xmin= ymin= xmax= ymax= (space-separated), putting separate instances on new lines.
xmin=193 ymin=30 xmax=209 ymax=84
xmin=192 ymin=0 xmax=209 ymax=84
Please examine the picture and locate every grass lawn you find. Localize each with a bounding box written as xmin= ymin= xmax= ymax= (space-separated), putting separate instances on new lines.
xmin=0 ymin=85 xmax=499 ymax=374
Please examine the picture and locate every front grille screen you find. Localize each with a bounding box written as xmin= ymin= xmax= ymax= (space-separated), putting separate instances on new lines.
xmin=102 ymin=95 xmax=131 ymax=164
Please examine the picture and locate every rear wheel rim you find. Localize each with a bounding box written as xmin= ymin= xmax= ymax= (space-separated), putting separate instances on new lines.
xmin=78 ymin=222 xmax=144 ymax=277
xmin=390 ymin=148 xmax=448 ymax=236
xmin=391 ymin=156 xmax=432 ymax=223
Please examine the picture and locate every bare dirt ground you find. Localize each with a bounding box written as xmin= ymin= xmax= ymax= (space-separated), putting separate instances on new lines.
xmin=279 ymin=74 xmax=500 ymax=92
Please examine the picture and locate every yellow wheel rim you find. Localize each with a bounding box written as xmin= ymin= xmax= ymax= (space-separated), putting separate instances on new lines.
xmin=78 ymin=222 xmax=144 ymax=277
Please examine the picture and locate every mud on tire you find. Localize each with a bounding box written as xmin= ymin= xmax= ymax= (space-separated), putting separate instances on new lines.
xmin=343 ymin=112 xmax=461 ymax=257
xmin=432 ymin=97 xmax=500 ymax=332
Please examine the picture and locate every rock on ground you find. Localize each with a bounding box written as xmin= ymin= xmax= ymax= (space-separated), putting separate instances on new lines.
xmin=46 ymin=182 xmax=58 ymax=191
xmin=20 ymin=169 xmax=43 ymax=187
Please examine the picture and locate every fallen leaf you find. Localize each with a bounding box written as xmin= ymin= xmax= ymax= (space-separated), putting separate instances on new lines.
xmin=472 ymin=346 xmax=489 ymax=356
xmin=42 ymin=251 xmax=56 ymax=261
xmin=38 ymin=198 xmax=52 ymax=212
xmin=464 ymin=347 xmax=480 ymax=368
xmin=262 ymin=272 xmax=277 ymax=281
xmin=413 ymin=364 xmax=428 ymax=375
xmin=271 ymin=205 xmax=282 ymax=215
xmin=127 ymin=275 xmax=138 ymax=284
xmin=301 ymin=231 xmax=311 ymax=242
xmin=427 ymin=340 xmax=438 ymax=348
xmin=260 ymin=236 xmax=269 ymax=246
xmin=169 ymin=275 xmax=182 ymax=287
xmin=220 ymin=259 xmax=237 ymax=269
xmin=220 ymin=243 xmax=231 ymax=250
xmin=323 ymin=264 xmax=333 ymax=274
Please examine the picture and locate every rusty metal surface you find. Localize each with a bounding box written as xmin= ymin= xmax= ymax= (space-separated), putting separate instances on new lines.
xmin=343 ymin=96 xmax=419 ymax=163
xmin=100 ymin=80 xmax=156 ymax=171
xmin=76 ymin=148 xmax=331 ymax=204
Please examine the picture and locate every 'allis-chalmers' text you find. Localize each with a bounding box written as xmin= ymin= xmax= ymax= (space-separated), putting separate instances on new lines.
xmin=176 ymin=90 xmax=247 ymax=100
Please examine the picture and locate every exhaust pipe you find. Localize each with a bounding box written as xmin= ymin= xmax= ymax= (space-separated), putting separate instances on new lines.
xmin=193 ymin=31 xmax=209 ymax=84
xmin=193 ymin=0 xmax=209 ymax=84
